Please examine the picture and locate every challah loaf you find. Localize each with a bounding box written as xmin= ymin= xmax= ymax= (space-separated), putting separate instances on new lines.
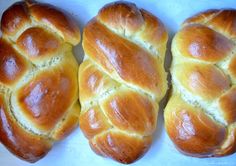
xmin=0 ymin=0 xmax=80 ymax=162
xmin=165 ymin=9 xmax=236 ymax=157
xmin=79 ymin=1 xmax=168 ymax=164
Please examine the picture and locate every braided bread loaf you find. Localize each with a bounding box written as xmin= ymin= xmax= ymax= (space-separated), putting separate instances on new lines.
xmin=165 ymin=9 xmax=236 ymax=157
xmin=79 ymin=1 xmax=168 ymax=164
xmin=0 ymin=1 xmax=80 ymax=162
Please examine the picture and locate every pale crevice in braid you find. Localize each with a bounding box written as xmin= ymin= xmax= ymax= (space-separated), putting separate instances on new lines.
xmin=172 ymin=76 xmax=227 ymax=125
xmin=85 ymin=52 xmax=158 ymax=100
xmin=97 ymin=19 xmax=162 ymax=60
xmin=91 ymin=128 xmax=144 ymax=143
xmin=81 ymin=84 xmax=120 ymax=112
xmin=182 ymin=10 xmax=223 ymax=28
xmin=7 ymin=92 xmax=51 ymax=138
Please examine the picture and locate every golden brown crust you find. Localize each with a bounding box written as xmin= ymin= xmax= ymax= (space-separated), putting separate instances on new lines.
xmin=0 ymin=95 xmax=52 ymax=162
xmin=17 ymin=27 xmax=62 ymax=59
xmin=207 ymin=10 xmax=236 ymax=38
xmin=52 ymin=102 xmax=80 ymax=140
xmin=97 ymin=1 xmax=144 ymax=34
xmin=89 ymin=131 xmax=152 ymax=164
xmin=79 ymin=1 xmax=167 ymax=164
xmin=0 ymin=38 xmax=29 ymax=85
xmin=174 ymin=25 xmax=234 ymax=62
xmin=79 ymin=60 xmax=118 ymax=103
xmin=183 ymin=9 xmax=236 ymax=38
xmin=219 ymin=87 xmax=236 ymax=124
xmin=79 ymin=106 xmax=111 ymax=139
xmin=83 ymin=19 xmax=165 ymax=97
xmin=101 ymin=90 xmax=156 ymax=135
xmin=166 ymin=9 xmax=236 ymax=157
xmin=175 ymin=63 xmax=230 ymax=100
xmin=29 ymin=2 xmax=80 ymax=45
xmin=17 ymin=64 xmax=77 ymax=131
xmin=229 ymin=56 xmax=236 ymax=79
xmin=1 ymin=2 xmax=31 ymax=36
xmin=183 ymin=9 xmax=220 ymax=26
xmin=0 ymin=0 xmax=80 ymax=163
xmin=165 ymin=95 xmax=226 ymax=157
xmin=139 ymin=9 xmax=168 ymax=58
xmin=1 ymin=1 xmax=80 ymax=45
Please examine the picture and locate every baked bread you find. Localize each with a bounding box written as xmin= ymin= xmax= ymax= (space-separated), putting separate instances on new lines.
xmin=79 ymin=1 xmax=168 ymax=164
xmin=165 ymin=9 xmax=236 ymax=157
xmin=0 ymin=0 xmax=80 ymax=162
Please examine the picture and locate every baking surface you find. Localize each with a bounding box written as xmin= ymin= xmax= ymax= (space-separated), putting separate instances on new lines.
xmin=0 ymin=0 xmax=236 ymax=165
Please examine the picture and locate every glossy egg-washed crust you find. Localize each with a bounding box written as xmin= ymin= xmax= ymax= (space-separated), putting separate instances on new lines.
xmin=79 ymin=1 xmax=168 ymax=164
xmin=165 ymin=9 xmax=236 ymax=157
xmin=0 ymin=0 xmax=80 ymax=163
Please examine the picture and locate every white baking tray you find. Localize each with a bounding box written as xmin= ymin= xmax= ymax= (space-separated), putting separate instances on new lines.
xmin=0 ymin=0 xmax=235 ymax=166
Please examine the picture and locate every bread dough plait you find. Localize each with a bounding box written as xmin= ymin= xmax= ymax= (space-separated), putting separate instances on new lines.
xmin=79 ymin=1 xmax=168 ymax=164
xmin=165 ymin=9 xmax=236 ymax=157
xmin=0 ymin=0 xmax=80 ymax=162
